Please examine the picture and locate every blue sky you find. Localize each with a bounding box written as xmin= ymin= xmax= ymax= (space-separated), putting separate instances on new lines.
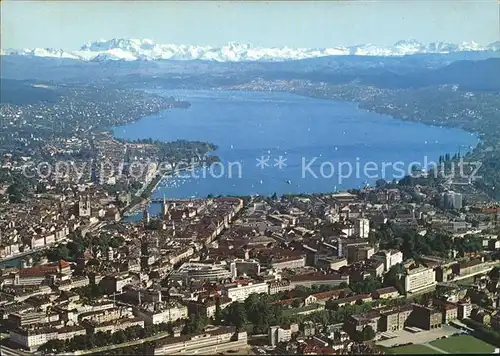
xmin=1 ymin=0 xmax=498 ymax=49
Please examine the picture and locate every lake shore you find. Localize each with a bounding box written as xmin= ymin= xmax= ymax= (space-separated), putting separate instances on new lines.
xmin=112 ymin=89 xmax=479 ymax=199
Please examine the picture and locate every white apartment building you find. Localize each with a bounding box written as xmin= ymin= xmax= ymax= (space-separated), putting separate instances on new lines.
xmin=404 ymin=266 xmax=436 ymax=293
xmin=45 ymin=234 xmax=55 ymax=245
xmin=458 ymin=302 xmax=472 ymax=319
xmin=9 ymin=326 xmax=86 ymax=350
xmin=268 ymin=324 xmax=298 ymax=347
xmin=92 ymin=317 xmax=144 ymax=334
xmin=31 ymin=236 xmax=46 ymax=249
xmin=372 ymin=249 xmax=404 ymax=272
xmin=134 ymin=303 xmax=188 ymax=325
xmin=270 ymin=256 xmax=306 ymax=271
xmin=10 ymin=329 xmax=56 ymax=350
xmin=205 ymin=298 xmax=232 ymax=318
xmin=225 ymin=282 xmax=269 ymax=302
xmin=79 ymin=307 xmax=132 ymax=325
xmin=355 ymin=218 xmax=370 ymax=238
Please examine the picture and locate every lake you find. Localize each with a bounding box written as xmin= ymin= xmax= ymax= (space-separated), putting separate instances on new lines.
xmin=113 ymin=89 xmax=479 ymax=200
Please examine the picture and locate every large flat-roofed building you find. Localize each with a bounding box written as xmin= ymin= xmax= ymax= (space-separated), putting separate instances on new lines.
xmin=442 ymin=191 xmax=463 ymax=210
xmin=8 ymin=312 xmax=50 ymax=328
xmin=346 ymin=245 xmax=374 ymax=264
xmin=287 ymin=272 xmax=349 ymax=289
xmin=345 ymin=310 xmax=381 ymax=334
xmin=372 ymin=286 xmax=400 ymax=300
xmin=404 ymin=266 xmax=436 ymax=293
xmin=270 ymin=255 xmax=306 ymax=271
xmin=188 ymin=297 xmax=232 ymax=319
xmin=348 ymin=303 xmax=443 ymax=336
xmin=379 ymin=304 xmax=413 ymax=332
xmin=314 ymin=256 xmax=348 ymax=271
xmin=169 ymin=262 xmax=233 ymax=283
xmin=224 ymin=282 xmax=268 ymax=302
xmin=89 ymin=317 xmax=144 ymax=334
xmin=337 ymin=238 xmax=370 ymax=258
xmin=9 ymin=326 xmax=86 ymax=351
xmin=268 ymin=324 xmax=299 ymax=347
xmin=133 ymin=303 xmax=188 ymax=325
xmin=79 ymin=306 xmax=131 ymax=325
xmin=372 ymin=250 xmax=403 ymax=272
xmin=268 ymin=280 xmax=292 ymax=295
xmin=409 ymin=304 xmax=442 ymax=330
xmin=452 ymin=259 xmax=493 ymax=278
xmin=147 ymin=326 xmax=248 ymax=355
xmin=234 ymin=259 xmax=261 ymax=276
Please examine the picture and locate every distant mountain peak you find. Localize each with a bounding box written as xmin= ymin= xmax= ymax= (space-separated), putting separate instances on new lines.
xmin=3 ymin=38 xmax=499 ymax=63
xmin=394 ymin=38 xmax=422 ymax=46
xmin=487 ymin=41 xmax=500 ymax=51
xmin=80 ymin=38 xmax=157 ymax=52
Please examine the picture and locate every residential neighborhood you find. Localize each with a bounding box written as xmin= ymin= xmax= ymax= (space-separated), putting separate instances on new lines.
xmin=1 ymin=181 xmax=500 ymax=355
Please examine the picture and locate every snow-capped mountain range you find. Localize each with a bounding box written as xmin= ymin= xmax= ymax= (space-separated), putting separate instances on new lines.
xmin=2 ymin=38 xmax=500 ymax=62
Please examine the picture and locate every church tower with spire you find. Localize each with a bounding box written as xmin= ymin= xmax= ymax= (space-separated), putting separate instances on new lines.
xmin=78 ymin=196 xmax=91 ymax=217
xmin=161 ymin=195 xmax=168 ymax=217
xmin=143 ymin=206 xmax=150 ymax=225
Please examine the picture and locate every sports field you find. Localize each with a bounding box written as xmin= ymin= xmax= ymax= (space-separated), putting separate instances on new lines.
xmin=386 ymin=344 xmax=437 ymax=354
xmin=429 ymin=335 xmax=496 ymax=354
xmin=386 ymin=335 xmax=496 ymax=354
